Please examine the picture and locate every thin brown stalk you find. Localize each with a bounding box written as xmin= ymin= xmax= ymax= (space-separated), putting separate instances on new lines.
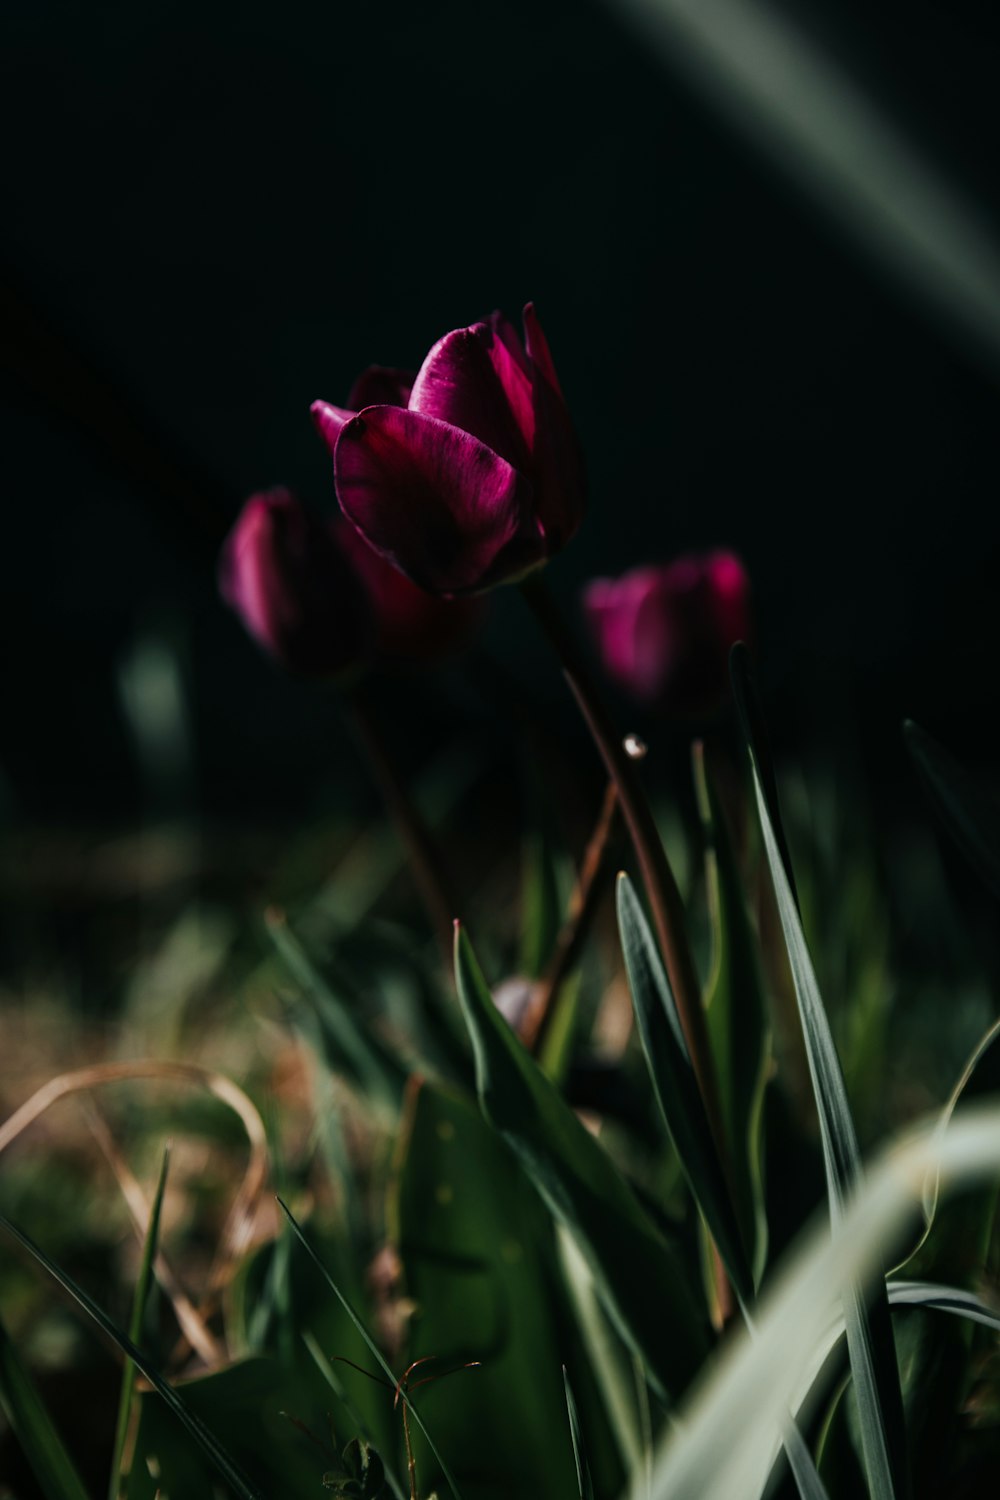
xmin=519 ymin=577 xmax=725 ymax=1147
xmin=0 ymin=1060 xmax=268 ymax=1347
xmin=522 ymin=779 xmax=620 ymax=1054
xmin=346 ymin=684 xmax=456 ymax=966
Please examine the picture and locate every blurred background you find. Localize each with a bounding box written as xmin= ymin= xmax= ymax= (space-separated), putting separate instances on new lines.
xmin=2 ymin=0 xmax=1000 ymax=945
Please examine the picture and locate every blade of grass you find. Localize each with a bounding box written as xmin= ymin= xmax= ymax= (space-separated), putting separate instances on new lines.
xmin=904 ymin=720 xmax=1000 ymax=900
xmin=732 ymin=645 xmax=909 ymax=1500
xmin=693 ymin=743 xmax=770 ymax=1285
xmin=887 ymin=1281 xmax=1000 ymax=1332
xmin=0 ymin=1214 xmax=265 ymax=1500
xmin=454 ymin=922 xmax=708 ymax=1401
xmin=617 ymin=872 xmax=752 ymax=1304
xmin=276 ymin=1198 xmax=464 ymax=1500
xmin=563 ymin=1367 xmax=595 ymax=1500
xmin=108 ymin=1144 xmax=170 ymax=1500
xmin=646 ymin=1106 xmax=1000 ymax=1499
xmin=0 ymin=1314 xmax=90 ymax=1500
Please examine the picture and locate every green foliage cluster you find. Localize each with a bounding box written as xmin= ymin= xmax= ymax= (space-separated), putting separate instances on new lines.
xmin=3 ymin=664 xmax=1000 ymax=1500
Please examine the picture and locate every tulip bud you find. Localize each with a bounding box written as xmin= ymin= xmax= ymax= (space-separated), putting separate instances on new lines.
xmin=310 ymin=305 xmax=586 ymax=596
xmin=219 ymin=488 xmax=374 ymax=678
xmin=583 ymin=551 xmax=751 ymax=717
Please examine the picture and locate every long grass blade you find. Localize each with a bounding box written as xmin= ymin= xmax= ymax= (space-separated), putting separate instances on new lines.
xmin=617 ymin=871 xmax=752 ymax=1302
xmin=0 ymin=1214 xmax=265 ymax=1500
xmin=0 ymin=1314 xmax=90 ymax=1500
xmin=646 ymin=1107 xmax=1000 ymax=1499
xmin=563 ymin=1367 xmax=595 ymax=1500
xmin=277 ymin=1198 xmax=464 ymax=1500
xmin=732 ymin=645 xmax=908 ymax=1500
xmin=108 ymin=1144 xmax=170 ymax=1500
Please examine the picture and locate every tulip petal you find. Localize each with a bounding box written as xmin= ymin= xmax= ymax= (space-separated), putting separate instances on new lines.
xmin=335 ymin=405 xmax=543 ymax=594
xmin=219 ymin=489 xmax=373 ymax=677
xmin=486 ymin=311 xmax=535 ymax=455
xmin=408 ymin=326 xmax=530 ymax=472
xmin=523 ymin=302 xmax=563 ymax=397
xmin=521 ymin=305 xmax=586 ymax=550
xmin=311 ymin=399 xmax=356 ymax=453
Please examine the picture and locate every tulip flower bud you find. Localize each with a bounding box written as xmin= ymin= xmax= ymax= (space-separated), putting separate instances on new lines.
xmin=310 ymin=305 xmax=585 ymax=596
xmin=219 ymin=488 xmax=374 ymax=679
xmin=583 ymin=551 xmax=751 ymax=718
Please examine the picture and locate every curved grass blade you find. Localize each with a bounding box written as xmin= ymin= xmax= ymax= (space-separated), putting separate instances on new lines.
xmin=0 ymin=1213 xmax=265 ymax=1500
xmin=904 ymin=721 xmax=1000 ymax=901
xmin=646 ymin=1108 xmax=1000 ymax=1500
xmin=896 ymin=1016 xmax=1000 ymax=1273
xmin=454 ymin=922 xmax=708 ymax=1401
xmin=694 ymin=743 xmax=770 ymax=1284
xmin=563 ymin=1367 xmax=595 ymax=1500
xmin=0 ymin=1313 xmax=90 ymax=1500
xmin=887 ymin=1281 xmax=1000 ymax=1332
xmin=108 ymin=1145 xmax=170 ymax=1500
xmin=733 ymin=646 xmax=909 ymax=1500
xmin=617 ymin=872 xmax=752 ymax=1303
xmin=276 ymin=1198 xmax=464 ymax=1500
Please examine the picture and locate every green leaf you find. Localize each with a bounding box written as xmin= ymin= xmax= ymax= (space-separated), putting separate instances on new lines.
xmin=563 ymin=1368 xmax=595 ymax=1500
xmin=904 ymin=720 xmax=1000 ymax=900
xmin=277 ymin=1199 xmax=464 ymax=1500
xmin=109 ymin=1145 xmax=170 ymax=1500
xmin=732 ymin=645 xmax=909 ymax=1500
xmin=453 ymin=923 xmax=709 ymax=1401
xmin=694 ymin=743 xmax=770 ymax=1284
xmin=0 ymin=1213 xmax=265 ymax=1500
xmin=617 ymin=872 xmax=753 ymax=1304
xmin=389 ymin=1079 xmax=579 ymax=1497
xmin=0 ymin=1313 xmax=90 ymax=1500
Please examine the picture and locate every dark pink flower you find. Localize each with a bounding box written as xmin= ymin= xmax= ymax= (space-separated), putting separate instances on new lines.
xmin=310 ymin=305 xmax=585 ymax=596
xmin=583 ymin=552 xmax=751 ymax=717
xmin=219 ymin=488 xmax=374 ymax=679
xmin=219 ymin=488 xmax=482 ymax=677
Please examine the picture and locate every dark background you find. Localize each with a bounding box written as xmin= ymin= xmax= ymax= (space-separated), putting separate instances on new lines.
xmin=3 ymin=0 xmax=999 ymax=830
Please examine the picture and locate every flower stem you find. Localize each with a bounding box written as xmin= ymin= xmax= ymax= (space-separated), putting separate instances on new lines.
xmin=523 ymin=779 xmax=620 ymax=1055
xmin=519 ymin=576 xmax=726 ymax=1161
xmin=346 ymin=685 xmax=455 ymax=966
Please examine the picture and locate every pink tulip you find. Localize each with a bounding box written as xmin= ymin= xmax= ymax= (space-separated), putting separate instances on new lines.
xmin=583 ymin=552 xmax=751 ymax=717
xmin=311 ymin=305 xmax=585 ymax=596
xmin=219 ymin=488 xmax=482 ymax=677
xmin=219 ymin=488 xmax=374 ymax=678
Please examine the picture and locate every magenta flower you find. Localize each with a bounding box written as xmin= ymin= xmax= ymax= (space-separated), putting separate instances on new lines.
xmin=583 ymin=552 xmax=751 ymax=717
xmin=311 ymin=305 xmax=585 ymax=596
xmin=219 ymin=488 xmax=374 ymax=678
xmin=219 ymin=488 xmax=481 ymax=678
